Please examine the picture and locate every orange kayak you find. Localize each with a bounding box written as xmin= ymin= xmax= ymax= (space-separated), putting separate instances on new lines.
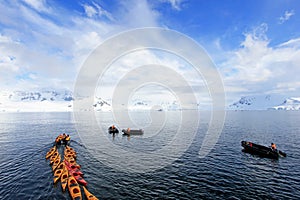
xmin=64 ymin=157 xmax=81 ymax=169
xmin=56 ymin=162 xmax=64 ymax=170
xmin=68 ymin=175 xmax=82 ymax=200
xmin=52 ymin=155 xmax=61 ymax=171
xmin=64 ymin=148 xmax=77 ymax=158
xmin=66 ymin=146 xmax=76 ymax=153
xmin=64 ymin=154 xmax=76 ymax=161
xmin=83 ymin=186 xmax=98 ymax=200
xmin=60 ymin=166 xmax=68 ymax=191
xmin=49 ymin=151 xmax=59 ymax=165
xmin=45 ymin=146 xmax=56 ymax=159
xmin=55 ymin=135 xmax=63 ymax=144
xmin=53 ymin=166 xmax=64 ymax=184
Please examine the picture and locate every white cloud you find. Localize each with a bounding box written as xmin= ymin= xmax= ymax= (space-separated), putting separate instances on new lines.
xmin=82 ymin=2 xmax=114 ymax=21
xmin=83 ymin=4 xmax=97 ymax=17
xmin=278 ymin=38 xmax=300 ymax=48
xmin=0 ymin=0 xmax=162 ymax=91
xmin=0 ymin=34 xmax=14 ymax=43
xmin=279 ymin=10 xmax=295 ymax=24
xmin=22 ymin=0 xmax=50 ymax=13
xmin=160 ymin=0 xmax=184 ymax=11
xmin=219 ymin=23 xmax=300 ymax=103
xmin=119 ymin=0 xmax=159 ymax=28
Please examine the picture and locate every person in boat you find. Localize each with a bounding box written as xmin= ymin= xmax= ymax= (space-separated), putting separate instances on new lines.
xmin=62 ymin=133 xmax=66 ymax=144
xmin=246 ymin=141 xmax=252 ymax=147
xmin=271 ymin=143 xmax=277 ymax=151
xmin=55 ymin=135 xmax=62 ymax=145
xmin=127 ymin=128 xmax=130 ymax=133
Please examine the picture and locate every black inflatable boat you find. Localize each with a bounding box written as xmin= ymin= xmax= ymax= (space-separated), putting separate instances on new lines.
xmin=122 ymin=129 xmax=144 ymax=136
xmin=108 ymin=126 xmax=119 ymax=134
xmin=241 ymin=141 xmax=286 ymax=159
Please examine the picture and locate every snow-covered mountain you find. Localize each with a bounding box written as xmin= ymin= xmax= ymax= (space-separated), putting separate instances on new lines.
xmin=2 ymin=90 xmax=300 ymax=112
xmin=127 ymin=99 xmax=181 ymax=111
xmin=93 ymin=97 xmax=111 ymax=111
xmin=229 ymin=95 xmax=300 ymax=110
xmin=8 ymin=90 xmax=73 ymax=102
xmin=0 ymin=90 xmax=73 ymax=112
xmin=271 ymin=97 xmax=300 ymax=110
xmin=229 ymin=95 xmax=284 ymax=110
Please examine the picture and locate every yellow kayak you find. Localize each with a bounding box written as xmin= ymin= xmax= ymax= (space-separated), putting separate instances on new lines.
xmin=68 ymin=174 xmax=82 ymax=200
xmin=50 ymin=151 xmax=59 ymax=165
xmin=52 ymin=155 xmax=61 ymax=171
xmin=60 ymin=166 xmax=68 ymax=192
xmin=83 ymin=186 xmax=99 ymax=200
xmin=64 ymin=148 xmax=77 ymax=158
xmin=53 ymin=165 xmax=64 ymax=184
xmin=64 ymin=156 xmax=81 ymax=169
xmin=64 ymin=153 xmax=76 ymax=161
xmin=56 ymin=162 xmax=64 ymax=170
xmin=45 ymin=146 xmax=56 ymax=159
xmin=66 ymin=146 xmax=76 ymax=154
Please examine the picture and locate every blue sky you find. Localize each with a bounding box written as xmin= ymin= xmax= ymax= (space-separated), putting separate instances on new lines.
xmin=1 ymin=0 xmax=300 ymax=104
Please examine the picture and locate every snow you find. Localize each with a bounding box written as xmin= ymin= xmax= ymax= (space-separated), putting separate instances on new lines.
xmin=272 ymin=97 xmax=300 ymax=110
xmin=229 ymin=95 xmax=300 ymax=110
xmin=1 ymin=90 xmax=300 ymax=112
xmin=228 ymin=95 xmax=285 ymax=110
xmin=0 ymin=90 xmax=73 ymax=112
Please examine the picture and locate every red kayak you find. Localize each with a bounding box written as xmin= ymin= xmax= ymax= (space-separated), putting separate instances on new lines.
xmin=64 ymin=160 xmax=83 ymax=176
xmin=72 ymin=172 xmax=88 ymax=186
xmin=65 ymin=164 xmax=87 ymax=186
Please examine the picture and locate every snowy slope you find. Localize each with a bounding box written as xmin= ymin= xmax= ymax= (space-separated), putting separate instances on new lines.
xmin=0 ymin=90 xmax=73 ymax=112
xmin=93 ymin=97 xmax=111 ymax=111
xmin=127 ymin=99 xmax=181 ymax=111
xmin=272 ymin=97 xmax=300 ymax=110
xmin=2 ymin=90 xmax=299 ymax=112
xmin=228 ymin=95 xmax=286 ymax=110
xmin=229 ymin=95 xmax=300 ymax=110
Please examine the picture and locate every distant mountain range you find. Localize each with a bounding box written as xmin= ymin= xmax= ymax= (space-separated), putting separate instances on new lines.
xmin=0 ymin=90 xmax=73 ymax=112
xmin=8 ymin=90 xmax=74 ymax=102
xmin=229 ymin=95 xmax=300 ymax=110
xmin=0 ymin=90 xmax=299 ymax=112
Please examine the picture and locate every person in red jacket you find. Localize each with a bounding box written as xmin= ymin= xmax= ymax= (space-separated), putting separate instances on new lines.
xmin=271 ymin=143 xmax=277 ymax=151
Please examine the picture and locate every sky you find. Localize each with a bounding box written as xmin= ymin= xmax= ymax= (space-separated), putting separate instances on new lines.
xmin=1 ymin=0 xmax=300 ymax=105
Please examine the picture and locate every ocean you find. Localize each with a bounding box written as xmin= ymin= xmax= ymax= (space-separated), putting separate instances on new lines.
xmin=0 ymin=111 xmax=299 ymax=199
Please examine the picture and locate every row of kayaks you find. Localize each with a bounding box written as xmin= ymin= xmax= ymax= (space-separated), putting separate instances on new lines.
xmin=46 ymin=135 xmax=98 ymax=200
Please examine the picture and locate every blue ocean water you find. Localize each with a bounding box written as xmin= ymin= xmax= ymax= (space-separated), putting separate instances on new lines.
xmin=0 ymin=111 xmax=299 ymax=199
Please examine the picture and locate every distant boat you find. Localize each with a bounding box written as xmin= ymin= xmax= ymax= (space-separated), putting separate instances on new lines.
xmin=108 ymin=126 xmax=119 ymax=134
xmin=122 ymin=129 xmax=144 ymax=136
xmin=241 ymin=141 xmax=286 ymax=159
xmin=157 ymin=108 xmax=163 ymax=111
